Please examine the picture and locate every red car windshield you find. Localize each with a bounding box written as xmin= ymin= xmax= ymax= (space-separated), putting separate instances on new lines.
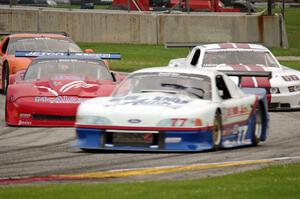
xmin=8 ymin=37 xmax=81 ymax=55
xmin=24 ymin=59 xmax=113 ymax=81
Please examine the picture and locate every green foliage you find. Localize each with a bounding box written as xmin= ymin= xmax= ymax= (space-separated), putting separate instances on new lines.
xmin=1 ymin=163 xmax=299 ymax=199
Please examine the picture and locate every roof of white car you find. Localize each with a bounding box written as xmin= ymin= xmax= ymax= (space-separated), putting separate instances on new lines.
xmin=200 ymin=43 xmax=268 ymax=51
xmin=131 ymin=66 xmax=220 ymax=78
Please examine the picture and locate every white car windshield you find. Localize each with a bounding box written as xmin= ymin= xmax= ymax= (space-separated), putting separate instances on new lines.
xmin=8 ymin=37 xmax=82 ymax=55
xmin=113 ymin=72 xmax=212 ymax=100
xmin=203 ymin=50 xmax=280 ymax=68
xmin=24 ymin=59 xmax=113 ymax=81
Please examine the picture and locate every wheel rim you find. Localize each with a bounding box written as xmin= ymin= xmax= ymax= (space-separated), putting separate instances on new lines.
xmin=213 ymin=115 xmax=222 ymax=146
xmin=3 ymin=65 xmax=9 ymax=92
xmin=254 ymin=109 xmax=262 ymax=139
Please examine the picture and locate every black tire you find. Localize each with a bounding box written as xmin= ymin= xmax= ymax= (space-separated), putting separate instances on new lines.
xmin=212 ymin=111 xmax=222 ymax=151
xmin=2 ymin=62 xmax=9 ymax=95
xmin=252 ymin=106 xmax=262 ymax=146
xmin=5 ymin=97 xmax=8 ymax=123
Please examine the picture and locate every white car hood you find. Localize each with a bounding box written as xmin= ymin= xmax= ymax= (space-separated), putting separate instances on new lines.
xmin=78 ymin=92 xmax=212 ymax=127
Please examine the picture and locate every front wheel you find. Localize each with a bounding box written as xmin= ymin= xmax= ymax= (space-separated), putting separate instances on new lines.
xmin=252 ymin=107 xmax=262 ymax=146
xmin=2 ymin=62 xmax=9 ymax=95
xmin=212 ymin=111 xmax=222 ymax=151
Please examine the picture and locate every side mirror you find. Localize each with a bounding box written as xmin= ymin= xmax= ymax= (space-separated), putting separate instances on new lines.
xmin=83 ymin=49 xmax=94 ymax=53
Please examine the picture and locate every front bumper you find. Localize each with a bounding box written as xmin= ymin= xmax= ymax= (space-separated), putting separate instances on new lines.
xmin=6 ymin=97 xmax=80 ymax=127
xmin=269 ymin=91 xmax=300 ymax=111
xmin=75 ymin=128 xmax=214 ymax=152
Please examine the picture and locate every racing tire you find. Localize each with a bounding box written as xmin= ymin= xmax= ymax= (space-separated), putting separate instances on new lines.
xmin=252 ymin=107 xmax=263 ymax=146
xmin=2 ymin=62 xmax=9 ymax=95
xmin=212 ymin=111 xmax=222 ymax=151
xmin=4 ymin=96 xmax=8 ymax=126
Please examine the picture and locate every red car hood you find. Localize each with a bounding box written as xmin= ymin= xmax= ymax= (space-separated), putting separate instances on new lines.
xmin=9 ymin=78 xmax=116 ymax=100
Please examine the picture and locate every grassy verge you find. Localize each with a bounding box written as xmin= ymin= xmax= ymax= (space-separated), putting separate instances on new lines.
xmin=271 ymin=8 xmax=300 ymax=56
xmin=0 ymin=163 xmax=299 ymax=199
xmin=80 ymin=43 xmax=188 ymax=71
xmin=280 ymin=61 xmax=300 ymax=71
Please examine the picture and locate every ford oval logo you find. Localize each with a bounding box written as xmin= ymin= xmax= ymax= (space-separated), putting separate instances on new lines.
xmin=128 ymin=119 xmax=142 ymax=123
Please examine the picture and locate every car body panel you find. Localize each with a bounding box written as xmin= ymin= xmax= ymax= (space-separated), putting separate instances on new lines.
xmin=5 ymin=55 xmax=123 ymax=127
xmin=168 ymin=43 xmax=300 ymax=111
xmin=74 ymin=67 xmax=268 ymax=151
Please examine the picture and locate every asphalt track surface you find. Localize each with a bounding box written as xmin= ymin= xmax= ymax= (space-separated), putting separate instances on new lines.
xmin=0 ymin=94 xmax=300 ymax=184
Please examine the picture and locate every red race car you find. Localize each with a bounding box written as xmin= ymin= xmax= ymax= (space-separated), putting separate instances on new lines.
xmin=5 ymin=52 xmax=123 ymax=127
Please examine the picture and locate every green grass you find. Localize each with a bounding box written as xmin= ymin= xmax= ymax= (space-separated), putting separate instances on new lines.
xmin=80 ymin=43 xmax=188 ymax=71
xmin=1 ymin=163 xmax=299 ymax=199
xmin=271 ymin=8 xmax=300 ymax=56
xmin=280 ymin=61 xmax=300 ymax=71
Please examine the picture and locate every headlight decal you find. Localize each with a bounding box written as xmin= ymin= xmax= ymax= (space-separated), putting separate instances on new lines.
xmin=288 ymin=85 xmax=300 ymax=93
xmin=76 ymin=115 xmax=111 ymax=125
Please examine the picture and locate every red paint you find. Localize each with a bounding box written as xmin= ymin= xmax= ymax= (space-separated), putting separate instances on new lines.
xmin=229 ymin=64 xmax=256 ymax=87
xmin=219 ymin=43 xmax=235 ymax=49
xmin=235 ymin=43 xmax=251 ymax=49
xmin=0 ymin=176 xmax=92 ymax=185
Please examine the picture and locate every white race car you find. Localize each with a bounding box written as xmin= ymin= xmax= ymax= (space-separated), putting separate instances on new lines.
xmin=167 ymin=43 xmax=300 ymax=111
xmin=75 ymin=67 xmax=269 ymax=152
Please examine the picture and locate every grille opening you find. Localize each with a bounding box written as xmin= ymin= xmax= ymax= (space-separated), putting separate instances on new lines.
xmin=32 ymin=114 xmax=75 ymax=121
xmin=269 ymin=103 xmax=279 ymax=109
xmin=269 ymin=103 xmax=291 ymax=109
xmin=103 ymin=132 xmax=164 ymax=149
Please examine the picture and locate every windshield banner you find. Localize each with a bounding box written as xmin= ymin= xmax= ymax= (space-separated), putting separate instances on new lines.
xmin=15 ymin=51 xmax=121 ymax=59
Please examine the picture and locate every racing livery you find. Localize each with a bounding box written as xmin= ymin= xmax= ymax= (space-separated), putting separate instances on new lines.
xmin=75 ymin=67 xmax=268 ymax=152
xmin=5 ymin=52 xmax=123 ymax=127
xmin=0 ymin=33 xmax=87 ymax=94
xmin=167 ymin=43 xmax=300 ymax=111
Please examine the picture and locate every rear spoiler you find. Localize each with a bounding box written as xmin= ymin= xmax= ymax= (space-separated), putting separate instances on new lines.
xmin=0 ymin=31 xmax=68 ymax=36
xmin=219 ymin=70 xmax=272 ymax=86
xmin=164 ymin=42 xmax=207 ymax=49
xmin=164 ymin=42 xmax=264 ymax=49
xmin=15 ymin=51 xmax=121 ymax=59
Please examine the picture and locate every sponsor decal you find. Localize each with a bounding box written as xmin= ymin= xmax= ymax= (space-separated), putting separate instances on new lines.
xmin=225 ymin=105 xmax=250 ymax=118
xmin=128 ymin=119 xmax=142 ymax=124
xmin=165 ymin=137 xmax=182 ymax=143
xmin=18 ymin=120 xmax=32 ymax=126
xmin=282 ymin=75 xmax=300 ymax=81
xmin=15 ymin=51 xmax=121 ymax=59
xmin=35 ymin=96 xmax=87 ymax=104
xmin=108 ymin=95 xmax=190 ymax=109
